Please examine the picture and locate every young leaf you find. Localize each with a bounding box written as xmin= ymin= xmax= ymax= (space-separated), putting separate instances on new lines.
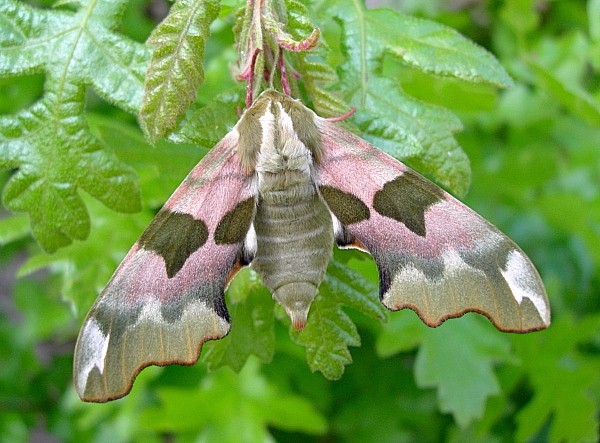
xmin=0 ymin=0 xmax=147 ymax=252
xmin=291 ymin=257 xmax=386 ymax=380
xmin=328 ymin=1 xmax=513 ymax=88
xmin=284 ymin=0 xmax=348 ymax=117
xmin=140 ymin=0 xmax=221 ymax=141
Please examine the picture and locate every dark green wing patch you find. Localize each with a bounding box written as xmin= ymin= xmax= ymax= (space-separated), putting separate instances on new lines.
xmin=214 ymin=197 xmax=255 ymax=244
xmin=373 ymin=171 xmax=444 ymax=237
xmin=139 ymin=210 xmax=208 ymax=278
xmin=319 ymin=186 xmax=370 ymax=225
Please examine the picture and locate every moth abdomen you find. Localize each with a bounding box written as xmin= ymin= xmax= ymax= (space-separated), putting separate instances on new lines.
xmin=253 ymin=181 xmax=334 ymax=329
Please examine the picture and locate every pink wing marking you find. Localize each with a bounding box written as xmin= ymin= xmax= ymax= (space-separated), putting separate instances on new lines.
xmin=74 ymin=130 xmax=258 ymax=401
xmin=116 ymin=132 xmax=256 ymax=304
xmin=316 ymin=119 xmax=549 ymax=332
xmin=315 ymin=119 xmax=493 ymax=258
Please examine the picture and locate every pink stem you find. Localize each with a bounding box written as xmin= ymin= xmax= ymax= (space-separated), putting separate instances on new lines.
xmin=278 ymin=48 xmax=291 ymax=95
xmin=326 ymin=107 xmax=357 ymax=122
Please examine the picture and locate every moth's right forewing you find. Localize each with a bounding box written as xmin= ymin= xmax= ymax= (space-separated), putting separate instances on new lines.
xmin=74 ymin=131 xmax=257 ymax=402
xmin=316 ymin=119 xmax=550 ymax=333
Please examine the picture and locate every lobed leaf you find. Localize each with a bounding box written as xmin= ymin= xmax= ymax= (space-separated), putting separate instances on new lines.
xmin=0 ymin=0 xmax=147 ymax=252
xmin=291 ymin=257 xmax=385 ymax=380
xmin=140 ymin=0 xmax=221 ymax=141
xmin=377 ymin=313 xmax=514 ymax=427
xmin=324 ymin=0 xmax=483 ymax=195
xmin=414 ymin=316 xmax=512 ymax=427
xmin=350 ymin=77 xmax=470 ymax=195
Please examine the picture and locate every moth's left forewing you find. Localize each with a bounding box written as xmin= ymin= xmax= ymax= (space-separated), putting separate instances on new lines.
xmin=315 ymin=119 xmax=550 ymax=332
xmin=74 ymin=130 xmax=257 ymax=402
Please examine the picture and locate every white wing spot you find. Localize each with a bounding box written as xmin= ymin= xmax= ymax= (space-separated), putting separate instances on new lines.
xmin=245 ymin=223 xmax=257 ymax=256
xmin=77 ymin=318 xmax=110 ymax=394
xmin=501 ymin=250 xmax=549 ymax=323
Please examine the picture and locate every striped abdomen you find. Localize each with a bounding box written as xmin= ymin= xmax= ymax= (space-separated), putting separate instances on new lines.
xmin=252 ymin=176 xmax=334 ymax=328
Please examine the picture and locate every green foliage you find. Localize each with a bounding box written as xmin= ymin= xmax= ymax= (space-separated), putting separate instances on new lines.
xmin=513 ymin=315 xmax=600 ymax=442
xmin=378 ymin=313 xmax=514 ymax=427
xmin=284 ymin=0 xmax=347 ymax=117
xmin=1 ymin=0 xmax=599 ymax=442
xmin=0 ymin=0 xmax=146 ymax=252
xmin=203 ymin=270 xmax=276 ymax=371
xmin=291 ymin=256 xmax=386 ymax=380
xmin=140 ymin=359 xmax=327 ymax=440
xmin=324 ymin=0 xmax=513 ymax=195
xmin=140 ymin=0 xmax=221 ymax=141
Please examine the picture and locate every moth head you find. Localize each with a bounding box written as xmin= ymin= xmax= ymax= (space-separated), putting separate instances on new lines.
xmin=257 ymin=89 xmax=323 ymax=161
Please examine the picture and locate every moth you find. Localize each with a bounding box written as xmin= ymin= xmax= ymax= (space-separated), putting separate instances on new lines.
xmin=74 ymin=89 xmax=550 ymax=402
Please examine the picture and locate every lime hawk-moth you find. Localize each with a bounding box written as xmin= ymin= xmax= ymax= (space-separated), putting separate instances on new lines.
xmin=74 ymin=89 xmax=550 ymax=402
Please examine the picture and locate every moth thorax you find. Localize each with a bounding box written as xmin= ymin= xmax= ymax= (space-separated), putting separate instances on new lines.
xmin=273 ymin=282 xmax=316 ymax=330
xmin=255 ymin=150 xmax=312 ymax=175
